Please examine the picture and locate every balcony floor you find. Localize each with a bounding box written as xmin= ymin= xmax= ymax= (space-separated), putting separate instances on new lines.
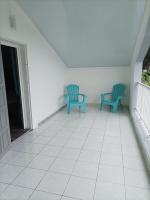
xmin=0 ymin=105 xmax=150 ymax=200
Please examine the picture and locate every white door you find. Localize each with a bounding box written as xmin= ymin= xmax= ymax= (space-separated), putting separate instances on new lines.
xmin=0 ymin=45 xmax=11 ymax=156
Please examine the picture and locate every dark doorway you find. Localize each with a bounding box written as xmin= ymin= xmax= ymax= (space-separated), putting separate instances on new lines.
xmin=1 ymin=45 xmax=28 ymax=141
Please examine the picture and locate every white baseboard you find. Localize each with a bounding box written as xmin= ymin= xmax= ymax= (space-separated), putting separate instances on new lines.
xmin=38 ymin=105 xmax=66 ymax=127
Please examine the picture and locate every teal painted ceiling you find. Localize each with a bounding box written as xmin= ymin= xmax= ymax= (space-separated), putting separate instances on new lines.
xmin=18 ymin=0 xmax=147 ymax=67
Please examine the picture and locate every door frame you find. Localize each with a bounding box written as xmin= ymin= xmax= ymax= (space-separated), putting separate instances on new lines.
xmin=0 ymin=38 xmax=33 ymax=130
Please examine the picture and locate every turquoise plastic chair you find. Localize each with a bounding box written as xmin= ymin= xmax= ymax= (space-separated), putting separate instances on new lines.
xmin=64 ymin=84 xmax=87 ymax=113
xmin=100 ymin=83 xmax=126 ymax=113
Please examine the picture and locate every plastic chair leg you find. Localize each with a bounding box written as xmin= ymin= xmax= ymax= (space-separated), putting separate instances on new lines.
xmin=67 ymin=105 xmax=71 ymax=114
xmin=81 ymin=104 xmax=87 ymax=113
xmin=112 ymin=105 xmax=118 ymax=113
xmin=84 ymin=104 xmax=87 ymax=112
xmin=100 ymin=103 xmax=103 ymax=110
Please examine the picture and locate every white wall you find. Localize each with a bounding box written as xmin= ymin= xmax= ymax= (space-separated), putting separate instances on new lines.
xmin=0 ymin=0 xmax=67 ymax=128
xmin=66 ymin=67 xmax=131 ymax=105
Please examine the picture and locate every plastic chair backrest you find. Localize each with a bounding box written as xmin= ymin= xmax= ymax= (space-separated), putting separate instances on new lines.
xmin=66 ymin=84 xmax=79 ymax=102
xmin=112 ymin=84 xmax=125 ymax=101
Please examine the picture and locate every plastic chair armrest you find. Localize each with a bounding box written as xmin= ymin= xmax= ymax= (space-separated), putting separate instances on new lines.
xmin=64 ymin=94 xmax=69 ymax=103
xmin=101 ymin=93 xmax=112 ymax=101
xmin=78 ymin=93 xmax=87 ymax=102
xmin=101 ymin=92 xmax=112 ymax=97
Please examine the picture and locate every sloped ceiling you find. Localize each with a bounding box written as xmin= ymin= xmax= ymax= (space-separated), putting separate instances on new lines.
xmin=138 ymin=18 xmax=150 ymax=62
xmin=17 ymin=0 xmax=147 ymax=67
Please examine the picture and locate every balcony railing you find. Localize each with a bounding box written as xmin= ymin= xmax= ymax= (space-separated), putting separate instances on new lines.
xmin=136 ymin=82 xmax=150 ymax=138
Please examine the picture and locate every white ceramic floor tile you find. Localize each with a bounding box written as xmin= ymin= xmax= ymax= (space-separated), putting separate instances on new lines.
xmin=105 ymin=129 xmax=120 ymax=137
xmin=121 ymin=138 xmax=138 ymax=148
xmin=123 ymin=155 xmax=146 ymax=170
xmin=122 ymin=145 xmax=141 ymax=157
xmin=89 ymin=129 xmax=105 ymax=137
xmin=124 ymin=168 xmax=150 ymax=189
xmin=79 ymin=120 xmax=93 ymax=128
xmin=0 ymin=183 xmax=8 ymax=193
xmin=50 ymin=158 xmax=76 ymax=174
xmin=98 ymin=165 xmax=124 ymax=185
xmin=12 ymin=143 xmax=45 ymax=154
xmin=83 ymin=140 xmax=103 ymax=151
xmin=75 ymin=127 xmax=89 ymax=132
xmin=29 ymin=190 xmax=61 ymax=200
xmin=0 ymin=151 xmax=35 ymax=167
xmin=74 ymin=131 xmax=88 ymax=136
xmin=72 ymin=161 xmax=98 ymax=179
xmin=16 ymin=134 xmax=37 ymax=143
xmin=49 ymin=136 xmax=69 ymax=147
xmin=40 ymin=146 xmax=62 ymax=157
xmin=12 ymin=168 xmax=45 ymax=189
xmin=0 ymin=106 xmax=149 ymax=200
xmin=0 ymin=163 xmax=5 ymax=167
xmin=39 ymin=129 xmax=58 ymax=138
xmin=61 ymin=197 xmax=77 ymax=200
xmin=0 ymin=185 xmax=33 ymax=200
xmin=92 ymin=124 xmax=106 ymax=130
xmin=103 ymin=136 xmax=121 ymax=145
xmin=0 ymin=164 xmax=23 ymax=184
xmin=100 ymin=152 xmax=123 ymax=166
xmin=59 ymin=128 xmax=75 ymax=136
xmin=37 ymin=172 xmax=70 ymax=195
xmin=102 ymin=143 xmax=122 ymax=156
xmin=86 ymin=135 xmax=103 ymax=142
xmin=28 ymin=155 xmax=55 ymax=170
xmin=64 ymin=176 xmax=95 ymax=200
xmin=126 ymin=186 xmax=150 ymax=200
xmin=34 ymin=136 xmax=51 ymax=144
xmin=70 ymin=135 xmax=86 ymax=142
xmin=58 ymin=148 xmax=80 ymax=160
xmin=94 ymin=182 xmax=125 ymax=200
xmin=78 ymin=150 xmax=100 ymax=163
xmin=64 ymin=138 xmax=84 ymax=149
xmin=71 ymin=132 xmax=87 ymax=140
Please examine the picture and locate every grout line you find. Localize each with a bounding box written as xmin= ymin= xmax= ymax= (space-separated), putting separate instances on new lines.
xmin=2 ymin=107 xmax=149 ymax=199
xmin=0 ymin=164 xmax=27 ymax=195
xmin=61 ymin=116 xmax=96 ymax=198
xmin=25 ymin=114 xmax=91 ymax=199
xmin=119 ymin=114 xmax=127 ymax=200
xmin=25 ymin=143 xmax=65 ymax=199
xmin=3 ymin=127 xmax=64 ymax=200
xmin=92 ymin=112 xmax=109 ymax=200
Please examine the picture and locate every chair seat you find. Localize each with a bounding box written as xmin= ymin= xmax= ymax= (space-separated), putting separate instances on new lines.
xmin=102 ymin=99 xmax=115 ymax=105
xmin=70 ymin=100 xmax=84 ymax=105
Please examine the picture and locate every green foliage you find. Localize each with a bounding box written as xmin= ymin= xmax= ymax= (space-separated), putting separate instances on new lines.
xmin=141 ymin=68 xmax=150 ymax=86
